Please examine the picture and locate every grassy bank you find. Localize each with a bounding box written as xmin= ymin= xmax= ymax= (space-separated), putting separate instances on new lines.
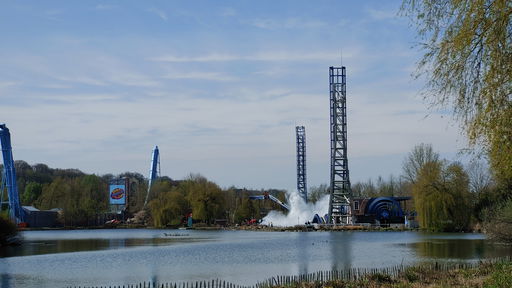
xmin=256 ymin=259 xmax=512 ymax=288
xmin=68 ymin=258 xmax=512 ymax=288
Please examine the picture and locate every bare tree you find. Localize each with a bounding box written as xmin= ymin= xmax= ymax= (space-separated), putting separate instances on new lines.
xmin=402 ymin=143 xmax=440 ymax=183
xmin=466 ymin=159 xmax=493 ymax=194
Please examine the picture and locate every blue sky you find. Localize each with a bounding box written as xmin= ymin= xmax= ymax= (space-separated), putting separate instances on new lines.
xmin=0 ymin=1 xmax=467 ymax=191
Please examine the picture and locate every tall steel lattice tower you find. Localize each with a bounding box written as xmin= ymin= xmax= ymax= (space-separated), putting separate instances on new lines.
xmin=296 ymin=126 xmax=307 ymax=203
xmin=328 ymin=66 xmax=352 ymax=224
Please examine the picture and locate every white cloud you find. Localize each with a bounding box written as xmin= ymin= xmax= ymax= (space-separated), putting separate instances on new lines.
xmin=149 ymin=54 xmax=240 ymax=63
xmin=0 ymin=81 xmax=20 ymax=88
xmin=249 ymin=17 xmax=327 ymax=29
xmin=95 ymin=4 xmax=117 ymax=10
xmin=37 ymin=93 xmax=122 ymax=103
xmin=149 ymin=51 xmax=351 ymax=63
xmin=53 ymin=75 xmax=108 ymax=86
xmin=366 ymin=7 xmax=398 ymax=21
xmin=220 ymin=7 xmax=236 ymax=17
xmin=0 ymin=1 xmax=469 ymax=190
xmin=39 ymin=83 xmax=72 ymax=89
xmin=162 ymin=72 xmax=238 ymax=82
xmin=44 ymin=9 xmax=64 ymax=21
xmin=147 ymin=8 xmax=168 ymax=21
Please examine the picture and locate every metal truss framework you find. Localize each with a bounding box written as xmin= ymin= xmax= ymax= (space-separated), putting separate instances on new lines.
xmin=296 ymin=126 xmax=307 ymax=203
xmin=328 ymin=66 xmax=352 ymax=224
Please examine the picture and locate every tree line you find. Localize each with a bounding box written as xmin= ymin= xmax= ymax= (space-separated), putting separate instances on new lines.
xmin=1 ymin=140 xmax=510 ymax=242
xmin=0 ymin=161 xmax=287 ymax=227
xmin=309 ymin=143 xmax=510 ymax=239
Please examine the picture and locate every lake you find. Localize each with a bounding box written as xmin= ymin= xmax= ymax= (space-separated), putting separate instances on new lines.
xmin=1 ymin=229 xmax=511 ymax=287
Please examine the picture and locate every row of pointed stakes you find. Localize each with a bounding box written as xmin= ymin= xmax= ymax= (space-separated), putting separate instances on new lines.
xmin=70 ymin=256 xmax=511 ymax=288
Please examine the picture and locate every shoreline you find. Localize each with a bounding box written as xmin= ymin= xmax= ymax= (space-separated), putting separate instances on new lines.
xmin=18 ymin=223 xmax=451 ymax=233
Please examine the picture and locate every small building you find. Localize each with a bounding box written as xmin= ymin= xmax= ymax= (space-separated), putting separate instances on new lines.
xmin=22 ymin=206 xmax=61 ymax=228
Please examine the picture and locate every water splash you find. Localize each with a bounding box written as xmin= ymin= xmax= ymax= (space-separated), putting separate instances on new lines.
xmin=261 ymin=191 xmax=329 ymax=227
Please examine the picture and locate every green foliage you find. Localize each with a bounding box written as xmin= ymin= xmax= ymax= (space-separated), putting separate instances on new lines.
xmin=36 ymin=177 xmax=72 ymax=211
xmin=0 ymin=214 xmax=18 ymax=245
xmin=445 ymin=163 xmax=473 ymax=230
xmin=483 ymin=262 xmax=512 ymax=287
xmin=402 ymin=0 xmax=512 ymax=184
xmin=148 ymin=175 xmax=230 ymax=227
xmin=413 ymin=161 xmax=472 ymax=231
xmin=184 ymin=174 xmax=226 ymax=224
xmin=148 ymin=180 xmax=188 ymax=227
xmin=485 ymin=198 xmax=512 ymax=242
xmin=403 ymin=267 xmax=420 ymax=282
xmin=234 ymin=196 xmax=257 ymax=223
xmin=149 ymin=186 xmax=189 ymax=227
xmin=21 ymin=182 xmax=42 ymax=205
xmin=35 ymin=175 xmax=108 ymax=226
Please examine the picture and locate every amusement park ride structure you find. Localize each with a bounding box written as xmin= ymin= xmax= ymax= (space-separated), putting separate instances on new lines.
xmin=1 ymin=64 xmax=409 ymax=228
xmin=296 ymin=126 xmax=307 ymax=203
xmin=0 ymin=124 xmax=25 ymax=223
xmin=328 ymin=66 xmax=353 ymax=225
xmin=144 ymin=145 xmax=160 ymax=207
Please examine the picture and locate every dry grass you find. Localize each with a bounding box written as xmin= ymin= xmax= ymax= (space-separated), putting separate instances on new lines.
xmin=266 ymin=261 xmax=512 ymax=288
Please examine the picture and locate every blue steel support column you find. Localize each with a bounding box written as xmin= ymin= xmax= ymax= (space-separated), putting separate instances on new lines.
xmin=0 ymin=124 xmax=24 ymax=223
xmin=328 ymin=67 xmax=352 ymax=224
xmin=144 ymin=146 xmax=160 ymax=207
xmin=296 ymin=126 xmax=307 ymax=203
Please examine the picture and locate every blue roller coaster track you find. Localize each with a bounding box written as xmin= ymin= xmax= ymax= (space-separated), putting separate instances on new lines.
xmin=144 ymin=145 xmax=160 ymax=207
xmin=0 ymin=124 xmax=25 ymax=223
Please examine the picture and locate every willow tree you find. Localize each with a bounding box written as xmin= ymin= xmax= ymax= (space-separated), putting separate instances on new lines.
xmin=183 ymin=174 xmax=226 ymax=225
xmin=149 ymin=188 xmax=189 ymax=227
xmin=402 ymin=0 xmax=512 ymax=183
xmin=413 ymin=161 xmax=452 ymax=230
xmin=413 ymin=161 xmax=472 ymax=231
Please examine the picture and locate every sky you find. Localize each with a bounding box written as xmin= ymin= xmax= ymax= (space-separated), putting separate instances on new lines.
xmin=0 ymin=1 xmax=469 ymax=191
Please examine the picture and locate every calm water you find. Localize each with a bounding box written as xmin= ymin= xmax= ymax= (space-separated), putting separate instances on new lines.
xmin=1 ymin=229 xmax=511 ymax=287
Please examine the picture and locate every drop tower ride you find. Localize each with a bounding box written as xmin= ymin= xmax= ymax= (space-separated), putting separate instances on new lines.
xmin=328 ymin=66 xmax=352 ymax=224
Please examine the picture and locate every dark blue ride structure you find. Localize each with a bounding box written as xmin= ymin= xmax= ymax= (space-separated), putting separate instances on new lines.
xmin=312 ymin=196 xmax=411 ymax=225
xmin=0 ymin=124 xmax=25 ymax=223
xmin=354 ymin=196 xmax=411 ymax=224
xmin=366 ymin=197 xmax=404 ymax=219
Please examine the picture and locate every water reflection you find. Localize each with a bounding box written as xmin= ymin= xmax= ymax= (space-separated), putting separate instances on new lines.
xmin=1 ymin=230 xmax=511 ymax=288
xmin=329 ymin=232 xmax=352 ymax=271
xmin=411 ymin=238 xmax=512 ymax=260
xmin=0 ymin=237 xmax=180 ymax=258
xmin=296 ymin=233 xmax=310 ymax=275
xmin=1 ymin=273 xmax=10 ymax=288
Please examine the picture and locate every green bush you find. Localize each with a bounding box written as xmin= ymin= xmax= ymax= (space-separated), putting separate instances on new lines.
xmin=483 ymin=262 xmax=512 ymax=288
xmin=0 ymin=215 xmax=18 ymax=246
xmin=403 ymin=267 xmax=420 ymax=282
xmin=485 ymin=199 xmax=512 ymax=243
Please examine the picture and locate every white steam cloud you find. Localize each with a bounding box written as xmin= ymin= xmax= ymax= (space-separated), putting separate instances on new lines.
xmin=262 ymin=191 xmax=330 ymax=227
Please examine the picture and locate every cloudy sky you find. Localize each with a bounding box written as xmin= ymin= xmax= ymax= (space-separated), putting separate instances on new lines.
xmin=0 ymin=1 xmax=467 ymax=191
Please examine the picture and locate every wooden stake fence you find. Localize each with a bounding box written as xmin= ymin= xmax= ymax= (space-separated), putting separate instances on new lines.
xmin=70 ymin=256 xmax=511 ymax=288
